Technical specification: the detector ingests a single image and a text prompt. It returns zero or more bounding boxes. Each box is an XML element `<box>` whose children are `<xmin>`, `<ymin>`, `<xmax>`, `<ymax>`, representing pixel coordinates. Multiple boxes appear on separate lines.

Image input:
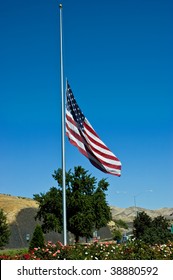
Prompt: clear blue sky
<box><xmin>0</xmin><ymin>0</ymin><xmax>172</xmax><ymax>210</ymax></box>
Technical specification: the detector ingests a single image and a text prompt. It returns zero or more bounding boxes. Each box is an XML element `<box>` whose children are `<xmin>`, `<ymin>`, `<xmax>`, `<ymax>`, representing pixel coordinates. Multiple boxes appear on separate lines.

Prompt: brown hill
<box><xmin>1</xmin><ymin>194</ymin><xmax>172</xmax><ymax>224</ymax></box>
<box><xmin>0</xmin><ymin>194</ymin><xmax>38</xmax><ymax>223</ymax></box>
<box><xmin>110</xmin><ymin>206</ymin><xmax>173</xmax><ymax>223</ymax></box>
<box><xmin>0</xmin><ymin>194</ymin><xmax>112</xmax><ymax>248</ymax></box>
<box><xmin>0</xmin><ymin>194</ymin><xmax>173</xmax><ymax>248</ymax></box>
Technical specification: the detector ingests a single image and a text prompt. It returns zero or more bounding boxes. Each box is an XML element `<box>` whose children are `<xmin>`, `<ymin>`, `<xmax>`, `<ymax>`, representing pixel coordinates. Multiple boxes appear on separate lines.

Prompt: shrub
<box><xmin>114</xmin><ymin>219</ymin><xmax>128</xmax><ymax>229</ymax></box>
<box><xmin>1</xmin><ymin>240</ymin><xmax>173</xmax><ymax>260</ymax></box>
<box><xmin>112</xmin><ymin>229</ymin><xmax>122</xmax><ymax>242</ymax></box>
<box><xmin>133</xmin><ymin>212</ymin><xmax>173</xmax><ymax>245</ymax></box>
<box><xmin>0</xmin><ymin>208</ymin><xmax>10</xmax><ymax>249</ymax></box>
<box><xmin>29</xmin><ymin>224</ymin><xmax>45</xmax><ymax>250</ymax></box>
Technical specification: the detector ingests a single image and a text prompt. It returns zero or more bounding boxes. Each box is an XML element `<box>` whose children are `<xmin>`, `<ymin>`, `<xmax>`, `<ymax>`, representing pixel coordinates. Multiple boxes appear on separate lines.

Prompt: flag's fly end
<box><xmin>65</xmin><ymin>81</ymin><xmax>122</xmax><ymax>177</ymax></box>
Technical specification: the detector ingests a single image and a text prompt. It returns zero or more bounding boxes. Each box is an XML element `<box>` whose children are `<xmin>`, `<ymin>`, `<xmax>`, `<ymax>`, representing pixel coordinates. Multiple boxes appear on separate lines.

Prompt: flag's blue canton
<box><xmin>66</xmin><ymin>83</ymin><xmax>85</xmax><ymax>130</ymax></box>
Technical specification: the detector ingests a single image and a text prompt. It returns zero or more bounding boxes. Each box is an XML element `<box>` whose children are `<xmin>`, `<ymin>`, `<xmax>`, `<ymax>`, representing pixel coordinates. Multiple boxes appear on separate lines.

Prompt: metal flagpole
<box><xmin>59</xmin><ymin>3</ymin><xmax>67</xmax><ymax>246</ymax></box>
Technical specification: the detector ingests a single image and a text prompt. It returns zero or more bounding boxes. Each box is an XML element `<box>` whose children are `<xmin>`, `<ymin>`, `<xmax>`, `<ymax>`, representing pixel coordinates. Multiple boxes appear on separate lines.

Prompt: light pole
<box><xmin>134</xmin><ymin>195</ymin><xmax>137</xmax><ymax>216</ymax></box>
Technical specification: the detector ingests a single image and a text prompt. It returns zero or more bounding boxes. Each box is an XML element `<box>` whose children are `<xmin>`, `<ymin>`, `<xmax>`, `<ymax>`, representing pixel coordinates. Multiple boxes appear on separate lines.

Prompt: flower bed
<box><xmin>1</xmin><ymin>240</ymin><xmax>173</xmax><ymax>260</ymax></box>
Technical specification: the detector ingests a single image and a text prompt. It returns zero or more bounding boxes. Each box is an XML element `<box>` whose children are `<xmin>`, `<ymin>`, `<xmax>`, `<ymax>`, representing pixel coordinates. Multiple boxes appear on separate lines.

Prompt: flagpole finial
<box><xmin>59</xmin><ymin>3</ymin><xmax>63</xmax><ymax>9</ymax></box>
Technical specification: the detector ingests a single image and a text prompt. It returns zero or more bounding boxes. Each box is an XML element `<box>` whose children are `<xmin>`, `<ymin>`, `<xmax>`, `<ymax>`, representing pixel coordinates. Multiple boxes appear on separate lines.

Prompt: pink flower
<box><xmin>57</xmin><ymin>241</ymin><xmax>63</xmax><ymax>247</ymax></box>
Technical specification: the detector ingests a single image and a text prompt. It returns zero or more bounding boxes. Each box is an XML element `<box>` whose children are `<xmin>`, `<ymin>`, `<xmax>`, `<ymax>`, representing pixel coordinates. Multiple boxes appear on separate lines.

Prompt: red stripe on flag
<box><xmin>65</xmin><ymin>82</ymin><xmax>122</xmax><ymax>176</ymax></box>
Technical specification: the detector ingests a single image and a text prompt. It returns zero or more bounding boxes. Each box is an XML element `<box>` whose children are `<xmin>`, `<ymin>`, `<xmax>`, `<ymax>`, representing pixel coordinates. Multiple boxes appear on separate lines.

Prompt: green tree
<box><xmin>93</xmin><ymin>179</ymin><xmax>112</xmax><ymax>230</ymax></box>
<box><xmin>133</xmin><ymin>211</ymin><xmax>152</xmax><ymax>239</ymax></box>
<box><xmin>133</xmin><ymin>212</ymin><xmax>173</xmax><ymax>245</ymax></box>
<box><xmin>29</xmin><ymin>224</ymin><xmax>45</xmax><ymax>250</ymax></box>
<box><xmin>142</xmin><ymin>215</ymin><xmax>173</xmax><ymax>245</ymax></box>
<box><xmin>112</xmin><ymin>228</ymin><xmax>122</xmax><ymax>242</ymax></box>
<box><xmin>33</xmin><ymin>187</ymin><xmax>63</xmax><ymax>233</ymax></box>
<box><xmin>34</xmin><ymin>166</ymin><xmax>111</xmax><ymax>242</ymax></box>
<box><xmin>114</xmin><ymin>219</ymin><xmax>128</xmax><ymax>229</ymax></box>
<box><xmin>0</xmin><ymin>208</ymin><xmax>10</xmax><ymax>249</ymax></box>
<box><xmin>111</xmin><ymin>219</ymin><xmax>128</xmax><ymax>242</ymax></box>
<box><xmin>152</xmin><ymin>215</ymin><xmax>169</xmax><ymax>230</ymax></box>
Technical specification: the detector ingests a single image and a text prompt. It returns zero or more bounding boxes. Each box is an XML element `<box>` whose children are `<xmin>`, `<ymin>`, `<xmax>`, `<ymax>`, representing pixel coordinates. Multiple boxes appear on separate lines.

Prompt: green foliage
<box><xmin>112</xmin><ymin>229</ymin><xmax>122</xmax><ymax>241</ymax></box>
<box><xmin>133</xmin><ymin>211</ymin><xmax>173</xmax><ymax>245</ymax></box>
<box><xmin>114</xmin><ymin>219</ymin><xmax>128</xmax><ymax>229</ymax></box>
<box><xmin>111</xmin><ymin>219</ymin><xmax>128</xmax><ymax>242</ymax></box>
<box><xmin>0</xmin><ymin>208</ymin><xmax>10</xmax><ymax>249</ymax></box>
<box><xmin>133</xmin><ymin>211</ymin><xmax>152</xmax><ymax>239</ymax></box>
<box><xmin>34</xmin><ymin>166</ymin><xmax>111</xmax><ymax>242</ymax></box>
<box><xmin>29</xmin><ymin>224</ymin><xmax>45</xmax><ymax>250</ymax></box>
<box><xmin>93</xmin><ymin>179</ymin><xmax>111</xmax><ymax>230</ymax></box>
<box><xmin>0</xmin><ymin>248</ymin><xmax>28</xmax><ymax>257</ymax></box>
<box><xmin>33</xmin><ymin>187</ymin><xmax>63</xmax><ymax>233</ymax></box>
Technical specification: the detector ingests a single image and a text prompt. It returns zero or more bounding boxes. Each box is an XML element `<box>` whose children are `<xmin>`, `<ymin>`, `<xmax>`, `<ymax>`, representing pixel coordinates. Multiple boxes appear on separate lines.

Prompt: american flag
<box><xmin>65</xmin><ymin>82</ymin><xmax>121</xmax><ymax>176</ymax></box>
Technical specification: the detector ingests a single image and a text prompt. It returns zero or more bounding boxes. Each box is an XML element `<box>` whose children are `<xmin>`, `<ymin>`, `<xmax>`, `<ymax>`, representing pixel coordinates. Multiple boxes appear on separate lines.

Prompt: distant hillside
<box><xmin>110</xmin><ymin>206</ymin><xmax>173</xmax><ymax>223</ymax></box>
<box><xmin>0</xmin><ymin>194</ymin><xmax>38</xmax><ymax>223</ymax></box>
<box><xmin>0</xmin><ymin>194</ymin><xmax>111</xmax><ymax>248</ymax></box>
<box><xmin>1</xmin><ymin>194</ymin><xmax>172</xmax><ymax>225</ymax></box>
<box><xmin>0</xmin><ymin>194</ymin><xmax>63</xmax><ymax>248</ymax></box>
<box><xmin>0</xmin><ymin>194</ymin><xmax>172</xmax><ymax>248</ymax></box>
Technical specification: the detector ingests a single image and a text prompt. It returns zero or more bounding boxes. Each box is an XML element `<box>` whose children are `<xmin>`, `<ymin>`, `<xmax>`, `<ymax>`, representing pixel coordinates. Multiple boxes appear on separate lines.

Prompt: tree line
<box><xmin>0</xmin><ymin>166</ymin><xmax>172</xmax><ymax>248</ymax></box>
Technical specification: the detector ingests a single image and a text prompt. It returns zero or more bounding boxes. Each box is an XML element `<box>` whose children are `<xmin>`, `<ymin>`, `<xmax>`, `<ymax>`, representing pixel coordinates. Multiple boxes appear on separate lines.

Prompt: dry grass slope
<box><xmin>0</xmin><ymin>193</ymin><xmax>172</xmax><ymax>249</ymax></box>
<box><xmin>1</xmin><ymin>193</ymin><xmax>173</xmax><ymax>225</ymax></box>
<box><xmin>0</xmin><ymin>194</ymin><xmax>38</xmax><ymax>223</ymax></box>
